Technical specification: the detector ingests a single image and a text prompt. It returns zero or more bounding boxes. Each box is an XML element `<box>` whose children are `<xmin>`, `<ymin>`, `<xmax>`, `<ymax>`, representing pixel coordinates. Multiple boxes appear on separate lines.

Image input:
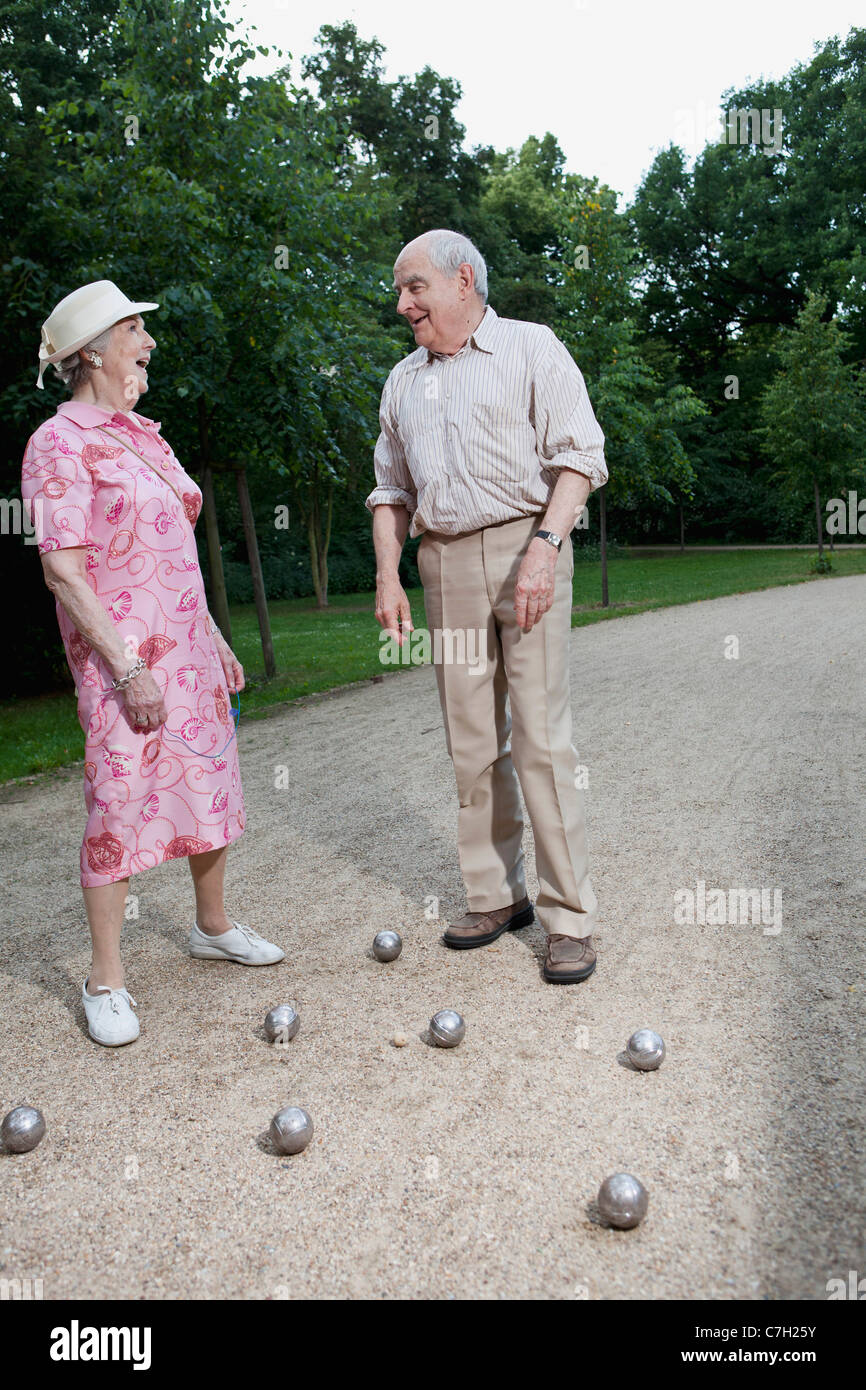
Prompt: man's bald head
<box><xmin>392</xmin><ymin>229</ymin><xmax>488</xmax><ymax>356</ymax></box>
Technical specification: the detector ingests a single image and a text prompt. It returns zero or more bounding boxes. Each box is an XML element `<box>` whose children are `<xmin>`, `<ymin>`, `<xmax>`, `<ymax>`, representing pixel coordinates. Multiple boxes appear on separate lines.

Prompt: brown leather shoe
<box><xmin>543</xmin><ymin>933</ymin><xmax>596</xmax><ymax>983</ymax></box>
<box><xmin>442</xmin><ymin>896</ymin><xmax>534</xmax><ymax>949</ymax></box>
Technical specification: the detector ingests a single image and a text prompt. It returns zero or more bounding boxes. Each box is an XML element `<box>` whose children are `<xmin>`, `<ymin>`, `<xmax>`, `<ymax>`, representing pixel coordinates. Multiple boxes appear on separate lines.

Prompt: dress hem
<box><xmin>79</xmin><ymin>824</ymin><xmax>246</xmax><ymax>889</ymax></box>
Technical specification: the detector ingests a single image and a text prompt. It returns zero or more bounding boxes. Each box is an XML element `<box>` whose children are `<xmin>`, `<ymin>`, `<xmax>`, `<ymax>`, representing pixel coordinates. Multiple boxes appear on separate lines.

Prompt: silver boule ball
<box><xmin>597</xmin><ymin>1172</ymin><xmax>649</xmax><ymax>1229</ymax></box>
<box><xmin>626</xmin><ymin>1028</ymin><xmax>665</xmax><ymax>1071</ymax></box>
<box><xmin>264</xmin><ymin>1005</ymin><xmax>300</xmax><ymax>1044</ymax></box>
<box><xmin>1</xmin><ymin>1105</ymin><xmax>46</xmax><ymax>1154</ymax></box>
<box><xmin>269</xmin><ymin>1106</ymin><xmax>313</xmax><ymax>1155</ymax></box>
<box><xmin>430</xmin><ymin>1009</ymin><xmax>465</xmax><ymax>1047</ymax></box>
<box><xmin>372</xmin><ymin>930</ymin><xmax>402</xmax><ymax>962</ymax></box>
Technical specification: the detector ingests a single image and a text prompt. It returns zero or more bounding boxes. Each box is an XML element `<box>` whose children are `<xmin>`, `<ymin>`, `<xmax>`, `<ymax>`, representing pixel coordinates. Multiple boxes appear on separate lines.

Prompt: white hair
<box><xmin>413</xmin><ymin>229</ymin><xmax>488</xmax><ymax>302</ymax></box>
<box><xmin>54</xmin><ymin>325</ymin><xmax>114</xmax><ymax>392</ymax></box>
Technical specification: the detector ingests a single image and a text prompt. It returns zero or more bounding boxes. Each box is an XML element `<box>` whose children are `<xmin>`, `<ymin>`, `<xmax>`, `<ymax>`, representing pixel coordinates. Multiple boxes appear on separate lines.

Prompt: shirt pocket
<box><xmin>467</xmin><ymin>403</ymin><xmax>534</xmax><ymax>481</ymax></box>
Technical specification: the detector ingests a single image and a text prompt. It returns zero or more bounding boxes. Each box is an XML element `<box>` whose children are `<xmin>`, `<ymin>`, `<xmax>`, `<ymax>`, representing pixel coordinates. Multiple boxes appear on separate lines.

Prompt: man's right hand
<box><xmin>375</xmin><ymin>574</ymin><xmax>414</xmax><ymax>645</ymax></box>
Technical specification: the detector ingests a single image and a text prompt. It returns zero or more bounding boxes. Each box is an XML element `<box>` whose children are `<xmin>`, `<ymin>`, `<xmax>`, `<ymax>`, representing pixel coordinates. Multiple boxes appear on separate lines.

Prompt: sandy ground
<box><xmin>0</xmin><ymin>576</ymin><xmax>864</xmax><ymax>1302</ymax></box>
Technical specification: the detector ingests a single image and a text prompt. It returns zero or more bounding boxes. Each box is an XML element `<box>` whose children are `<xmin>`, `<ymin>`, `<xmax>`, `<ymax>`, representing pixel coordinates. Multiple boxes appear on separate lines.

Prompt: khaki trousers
<box><xmin>417</xmin><ymin>513</ymin><xmax>597</xmax><ymax>939</ymax></box>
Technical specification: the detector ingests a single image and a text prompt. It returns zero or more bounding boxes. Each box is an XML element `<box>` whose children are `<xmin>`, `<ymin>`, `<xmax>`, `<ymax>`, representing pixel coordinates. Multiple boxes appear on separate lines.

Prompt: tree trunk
<box><xmin>318</xmin><ymin>478</ymin><xmax>333</xmax><ymax>606</ymax></box>
<box><xmin>599</xmin><ymin>484</ymin><xmax>609</xmax><ymax>608</ymax></box>
<box><xmin>305</xmin><ymin>509</ymin><xmax>324</xmax><ymax>608</ymax></box>
<box><xmin>236</xmin><ymin>467</ymin><xmax>276</xmax><ymax>679</ymax></box>
<box><xmin>303</xmin><ymin>472</ymin><xmax>334</xmax><ymax>609</ymax></box>
<box><xmin>201</xmin><ymin>466</ymin><xmax>232</xmax><ymax>645</ymax></box>
<box><xmin>814</xmin><ymin>475</ymin><xmax>824</xmax><ymax>558</ymax></box>
<box><xmin>679</xmin><ymin>503</ymin><xmax>685</xmax><ymax>553</ymax></box>
<box><xmin>197</xmin><ymin>397</ymin><xmax>232</xmax><ymax>644</ymax></box>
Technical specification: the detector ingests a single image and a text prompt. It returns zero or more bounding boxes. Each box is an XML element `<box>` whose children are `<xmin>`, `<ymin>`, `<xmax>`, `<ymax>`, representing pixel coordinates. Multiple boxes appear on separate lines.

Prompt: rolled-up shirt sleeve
<box><xmin>365</xmin><ymin>371</ymin><xmax>417</xmax><ymax>515</ymax></box>
<box><xmin>533</xmin><ymin>330</ymin><xmax>608</xmax><ymax>491</ymax></box>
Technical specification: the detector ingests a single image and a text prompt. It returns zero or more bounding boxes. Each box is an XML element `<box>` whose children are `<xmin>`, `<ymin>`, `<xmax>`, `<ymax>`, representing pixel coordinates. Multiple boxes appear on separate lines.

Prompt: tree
<box><xmin>7</xmin><ymin>0</ymin><xmax>401</xmax><ymax>651</ymax></box>
<box><xmin>301</xmin><ymin>21</ymin><xmax>483</xmax><ymax>247</ymax></box>
<box><xmin>757</xmin><ymin>291</ymin><xmax>866</xmax><ymax>558</ymax></box>
<box><xmin>556</xmin><ymin>179</ymin><xmax>705</xmax><ymax>602</ymax></box>
<box><xmin>479</xmin><ymin>134</ymin><xmax>567</xmax><ymax>324</ymax></box>
<box><xmin>630</xmin><ymin>27</ymin><xmax>866</xmax><ymax>542</ymax></box>
<box><xmin>0</xmin><ymin>0</ymin><xmax>141</xmax><ymax>692</ymax></box>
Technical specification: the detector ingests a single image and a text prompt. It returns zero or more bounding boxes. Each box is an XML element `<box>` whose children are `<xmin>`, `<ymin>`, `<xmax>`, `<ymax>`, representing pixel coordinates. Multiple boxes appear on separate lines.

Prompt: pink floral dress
<box><xmin>21</xmin><ymin>399</ymin><xmax>245</xmax><ymax>888</ymax></box>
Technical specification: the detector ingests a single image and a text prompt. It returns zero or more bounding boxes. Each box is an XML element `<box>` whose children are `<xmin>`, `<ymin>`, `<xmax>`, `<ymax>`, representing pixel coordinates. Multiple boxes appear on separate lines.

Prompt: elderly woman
<box><xmin>22</xmin><ymin>280</ymin><xmax>283</xmax><ymax>1048</ymax></box>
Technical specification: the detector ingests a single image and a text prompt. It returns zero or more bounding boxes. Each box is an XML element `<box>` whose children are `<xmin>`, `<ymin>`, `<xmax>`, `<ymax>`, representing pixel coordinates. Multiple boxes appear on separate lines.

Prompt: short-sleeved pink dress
<box><xmin>21</xmin><ymin>399</ymin><xmax>245</xmax><ymax>888</ymax></box>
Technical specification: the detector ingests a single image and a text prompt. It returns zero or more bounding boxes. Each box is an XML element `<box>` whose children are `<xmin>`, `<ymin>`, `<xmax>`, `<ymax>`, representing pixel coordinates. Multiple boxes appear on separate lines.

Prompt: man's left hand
<box><xmin>514</xmin><ymin>537</ymin><xmax>558</xmax><ymax>632</ymax></box>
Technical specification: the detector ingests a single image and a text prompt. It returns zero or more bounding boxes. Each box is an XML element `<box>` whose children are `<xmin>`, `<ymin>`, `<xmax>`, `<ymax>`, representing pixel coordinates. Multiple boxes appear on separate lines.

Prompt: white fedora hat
<box><xmin>36</xmin><ymin>279</ymin><xmax>159</xmax><ymax>389</ymax></box>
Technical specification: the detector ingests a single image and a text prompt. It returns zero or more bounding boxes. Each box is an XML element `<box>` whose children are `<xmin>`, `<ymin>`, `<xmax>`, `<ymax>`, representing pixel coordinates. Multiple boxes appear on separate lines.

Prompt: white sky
<box><xmin>226</xmin><ymin>0</ymin><xmax>863</xmax><ymax>205</ymax></box>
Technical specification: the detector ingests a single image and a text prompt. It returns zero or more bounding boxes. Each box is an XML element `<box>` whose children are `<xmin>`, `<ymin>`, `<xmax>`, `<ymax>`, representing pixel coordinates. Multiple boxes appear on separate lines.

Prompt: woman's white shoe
<box><xmin>188</xmin><ymin>920</ymin><xmax>285</xmax><ymax>965</ymax></box>
<box><xmin>82</xmin><ymin>978</ymin><xmax>140</xmax><ymax>1046</ymax></box>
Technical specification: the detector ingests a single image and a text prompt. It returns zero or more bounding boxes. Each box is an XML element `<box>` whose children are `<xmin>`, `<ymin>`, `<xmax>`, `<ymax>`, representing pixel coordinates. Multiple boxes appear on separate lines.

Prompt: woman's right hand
<box><xmin>38</xmin><ymin>547</ymin><xmax>169</xmax><ymax>732</ymax></box>
<box><xmin>122</xmin><ymin>668</ymin><xmax>167</xmax><ymax>731</ymax></box>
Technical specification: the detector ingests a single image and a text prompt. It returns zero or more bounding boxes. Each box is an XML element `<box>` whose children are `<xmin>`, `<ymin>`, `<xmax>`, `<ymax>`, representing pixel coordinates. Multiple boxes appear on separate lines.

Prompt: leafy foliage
<box><xmin>2</xmin><ymin>5</ymin><xmax>865</xmax><ymax>691</ymax></box>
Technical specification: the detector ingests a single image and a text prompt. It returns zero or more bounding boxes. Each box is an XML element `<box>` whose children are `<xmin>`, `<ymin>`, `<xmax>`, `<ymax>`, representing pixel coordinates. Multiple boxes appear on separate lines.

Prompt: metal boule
<box><xmin>269</xmin><ymin>1106</ymin><xmax>313</xmax><ymax>1155</ymax></box>
<box><xmin>430</xmin><ymin>1009</ymin><xmax>465</xmax><ymax>1047</ymax></box>
<box><xmin>626</xmin><ymin>1028</ymin><xmax>665</xmax><ymax>1071</ymax></box>
<box><xmin>1</xmin><ymin>1106</ymin><xmax>46</xmax><ymax>1153</ymax></box>
<box><xmin>372</xmin><ymin>930</ymin><xmax>402</xmax><ymax>962</ymax></box>
<box><xmin>265</xmin><ymin>1005</ymin><xmax>300</xmax><ymax>1044</ymax></box>
<box><xmin>597</xmin><ymin>1172</ymin><xmax>649</xmax><ymax>1229</ymax></box>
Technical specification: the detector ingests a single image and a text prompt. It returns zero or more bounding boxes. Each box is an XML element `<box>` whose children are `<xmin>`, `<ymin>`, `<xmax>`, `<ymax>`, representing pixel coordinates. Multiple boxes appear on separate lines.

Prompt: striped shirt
<box><xmin>365</xmin><ymin>304</ymin><xmax>608</xmax><ymax>537</ymax></box>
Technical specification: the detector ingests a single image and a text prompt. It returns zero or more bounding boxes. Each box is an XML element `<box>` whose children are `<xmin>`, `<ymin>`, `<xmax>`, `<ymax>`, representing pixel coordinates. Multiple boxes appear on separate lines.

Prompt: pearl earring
<box><xmin>88</xmin><ymin>352</ymin><xmax>103</xmax><ymax>368</ymax></box>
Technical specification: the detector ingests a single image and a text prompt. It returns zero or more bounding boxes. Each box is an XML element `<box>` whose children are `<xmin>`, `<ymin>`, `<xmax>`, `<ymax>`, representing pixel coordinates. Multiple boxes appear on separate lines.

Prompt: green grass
<box><xmin>3</xmin><ymin>547</ymin><xmax>865</xmax><ymax>784</ymax></box>
<box><xmin>568</xmin><ymin>546</ymin><xmax>866</xmax><ymax>624</ymax></box>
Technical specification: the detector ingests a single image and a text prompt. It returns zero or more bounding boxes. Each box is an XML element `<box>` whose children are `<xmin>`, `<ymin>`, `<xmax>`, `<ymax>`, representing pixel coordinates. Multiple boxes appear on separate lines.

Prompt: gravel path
<box><xmin>1</xmin><ymin>576</ymin><xmax>863</xmax><ymax>1301</ymax></box>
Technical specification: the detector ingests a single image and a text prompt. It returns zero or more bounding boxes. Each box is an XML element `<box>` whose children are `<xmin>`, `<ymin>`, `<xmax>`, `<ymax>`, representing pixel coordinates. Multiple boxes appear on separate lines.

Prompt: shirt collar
<box><xmin>56</xmin><ymin>400</ymin><xmax>160</xmax><ymax>435</ymax></box>
<box><xmin>427</xmin><ymin>304</ymin><xmax>498</xmax><ymax>363</ymax></box>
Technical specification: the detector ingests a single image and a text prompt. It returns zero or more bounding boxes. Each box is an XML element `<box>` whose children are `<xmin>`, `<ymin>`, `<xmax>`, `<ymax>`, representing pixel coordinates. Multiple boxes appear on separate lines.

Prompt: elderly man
<box><xmin>367</xmin><ymin>229</ymin><xmax>608</xmax><ymax>983</ymax></box>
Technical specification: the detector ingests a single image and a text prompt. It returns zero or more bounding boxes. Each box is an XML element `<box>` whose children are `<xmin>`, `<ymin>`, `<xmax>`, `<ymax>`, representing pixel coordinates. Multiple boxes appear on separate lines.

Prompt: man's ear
<box><xmin>457</xmin><ymin>262</ymin><xmax>475</xmax><ymax>298</ymax></box>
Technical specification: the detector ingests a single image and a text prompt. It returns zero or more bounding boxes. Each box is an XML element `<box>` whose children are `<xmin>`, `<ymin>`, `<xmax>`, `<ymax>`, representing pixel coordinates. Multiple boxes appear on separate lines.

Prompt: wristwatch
<box><xmin>535</xmin><ymin>529</ymin><xmax>563</xmax><ymax>551</ymax></box>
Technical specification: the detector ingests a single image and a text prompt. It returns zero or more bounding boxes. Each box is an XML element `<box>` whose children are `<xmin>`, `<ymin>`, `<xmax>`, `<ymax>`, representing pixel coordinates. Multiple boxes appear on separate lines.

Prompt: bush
<box><xmin>808</xmin><ymin>554</ymin><xmax>833</xmax><ymax>574</ymax></box>
<box><xmin>1</xmin><ymin>537</ymin><xmax>74</xmax><ymax>697</ymax></box>
<box><xmin>212</xmin><ymin>518</ymin><xmax>421</xmax><ymax>604</ymax></box>
<box><xmin>571</xmin><ymin>534</ymin><xmax>625</xmax><ymax>563</ymax></box>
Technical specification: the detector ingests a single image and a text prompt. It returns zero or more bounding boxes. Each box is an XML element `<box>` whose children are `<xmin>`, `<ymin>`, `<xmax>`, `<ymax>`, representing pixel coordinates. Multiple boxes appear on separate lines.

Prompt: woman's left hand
<box><xmin>212</xmin><ymin>627</ymin><xmax>245</xmax><ymax>693</ymax></box>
